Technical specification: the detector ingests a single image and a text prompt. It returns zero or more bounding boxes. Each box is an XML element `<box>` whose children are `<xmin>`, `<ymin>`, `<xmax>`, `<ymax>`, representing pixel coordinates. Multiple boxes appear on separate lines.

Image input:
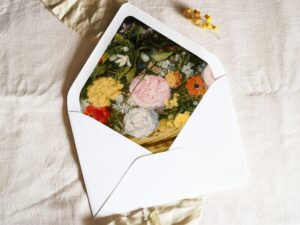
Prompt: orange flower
<box><xmin>185</xmin><ymin>75</ymin><xmax>206</xmax><ymax>96</ymax></box>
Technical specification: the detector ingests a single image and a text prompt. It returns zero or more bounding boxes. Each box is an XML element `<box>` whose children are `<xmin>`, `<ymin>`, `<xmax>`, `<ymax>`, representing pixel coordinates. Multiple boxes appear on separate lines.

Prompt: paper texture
<box><xmin>1</xmin><ymin>0</ymin><xmax>300</xmax><ymax>225</ymax></box>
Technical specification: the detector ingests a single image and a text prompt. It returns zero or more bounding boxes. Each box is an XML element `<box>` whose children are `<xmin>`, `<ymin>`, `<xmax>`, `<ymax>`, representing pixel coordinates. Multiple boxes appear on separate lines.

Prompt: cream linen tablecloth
<box><xmin>1</xmin><ymin>0</ymin><xmax>300</xmax><ymax>224</ymax></box>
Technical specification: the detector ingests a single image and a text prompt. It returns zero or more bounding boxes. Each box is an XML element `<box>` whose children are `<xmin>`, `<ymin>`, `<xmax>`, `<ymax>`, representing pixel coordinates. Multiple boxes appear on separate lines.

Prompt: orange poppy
<box><xmin>185</xmin><ymin>75</ymin><xmax>206</xmax><ymax>96</ymax></box>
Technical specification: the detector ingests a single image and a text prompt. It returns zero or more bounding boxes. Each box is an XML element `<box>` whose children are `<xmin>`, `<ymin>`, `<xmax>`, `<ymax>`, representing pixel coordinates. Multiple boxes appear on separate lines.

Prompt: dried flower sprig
<box><xmin>182</xmin><ymin>7</ymin><xmax>219</xmax><ymax>39</ymax></box>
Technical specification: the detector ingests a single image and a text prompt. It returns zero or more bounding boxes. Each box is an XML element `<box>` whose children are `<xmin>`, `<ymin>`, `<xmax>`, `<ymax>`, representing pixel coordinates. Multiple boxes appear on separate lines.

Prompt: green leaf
<box><xmin>129</xmin><ymin>25</ymin><xmax>144</xmax><ymax>41</ymax></box>
<box><xmin>126</xmin><ymin>67</ymin><xmax>136</xmax><ymax>82</ymax></box>
<box><xmin>91</xmin><ymin>65</ymin><xmax>106</xmax><ymax>77</ymax></box>
<box><xmin>100</xmin><ymin>52</ymin><xmax>110</xmax><ymax>63</ymax></box>
<box><xmin>115</xmin><ymin>66</ymin><xmax>131</xmax><ymax>80</ymax></box>
<box><xmin>80</xmin><ymin>78</ymin><xmax>93</xmax><ymax>100</ymax></box>
<box><xmin>114</xmin><ymin>33</ymin><xmax>126</xmax><ymax>44</ymax></box>
<box><xmin>114</xmin><ymin>33</ymin><xmax>133</xmax><ymax>48</ymax></box>
<box><xmin>150</xmin><ymin>51</ymin><xmax>172</xmax><ymax>61</ymax></box>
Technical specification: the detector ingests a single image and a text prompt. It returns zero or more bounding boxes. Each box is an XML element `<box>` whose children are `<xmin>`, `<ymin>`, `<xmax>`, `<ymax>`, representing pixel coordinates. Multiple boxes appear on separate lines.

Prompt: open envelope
<box><xmin>67</xmin><ymin>3</ymin><xmax>249</xmax><ymax>218</ymax></box>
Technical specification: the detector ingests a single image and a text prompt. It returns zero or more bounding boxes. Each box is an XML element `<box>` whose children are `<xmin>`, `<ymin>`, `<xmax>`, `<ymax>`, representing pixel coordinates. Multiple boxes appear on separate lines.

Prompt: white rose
<box><xmin>123</xmin><ymin>108</ymin><xmax>159</xmax><ymax>138</ymax></box>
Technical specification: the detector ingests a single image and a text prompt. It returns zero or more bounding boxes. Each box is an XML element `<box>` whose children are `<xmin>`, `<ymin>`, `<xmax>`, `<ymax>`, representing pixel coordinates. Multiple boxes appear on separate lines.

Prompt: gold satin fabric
<box><xmin>41</xmin><ymin>0</ymin><xmax>127</xmax><ymax>38</ymax></box>
<box><xmin>94</xmin><ymin>198</ymin><xmax>203</xmax><ymax>225</ymax></box>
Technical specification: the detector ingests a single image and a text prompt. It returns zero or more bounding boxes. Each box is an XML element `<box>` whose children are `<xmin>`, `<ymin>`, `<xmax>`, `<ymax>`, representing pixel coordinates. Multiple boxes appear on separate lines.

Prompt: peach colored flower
<box><xmin>129</xmin><ymin>75</ymin><xmax>171</xmax><ymax>109</ymax></box>
<box><xmin>165</xmin><ymin>71</ymin><xmax>182</xmax><ymax>88</ymax></box>
<box><xmin>201</xmin><ymin>65</ymin><xmax>215</xmax><ymax>88</ymax></box>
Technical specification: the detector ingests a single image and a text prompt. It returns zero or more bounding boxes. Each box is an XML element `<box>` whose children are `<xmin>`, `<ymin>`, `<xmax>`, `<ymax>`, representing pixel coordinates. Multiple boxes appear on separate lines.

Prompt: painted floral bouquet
<box><xmin>80</xmin><ymin>17</ymin><xmax>214</xmax><ymax>153</ymax></box>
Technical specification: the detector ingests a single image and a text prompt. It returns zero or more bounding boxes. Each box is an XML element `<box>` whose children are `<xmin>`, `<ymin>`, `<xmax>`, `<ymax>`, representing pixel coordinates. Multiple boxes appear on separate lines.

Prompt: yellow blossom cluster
<box><xmin>87</xmin><ymin>77</ymin><xmax>123</xmax><ymax>107</ymax></box>
<box><xmin>157</xmin><ymin>111</ymin><xmax>190</xmax><ymax>132</ymax></box>
<box><xmin>165</xmin><ymin>71</ymin><xmax>182</xmax><ymax>88</ymax></box>
<box><xmin>182</xmin><ymin>7</ymin><xmax>218</xmax><ymax>31</ymax></box>
<box><xmin>174</xmin><ymin>111</ymin><xmax>190</xmax><ymax>128</ymax></box>
<box><xmin>165</xmin><ymin>93</ymin><xmax>180</xmax><ymax>109</ymax></box>
<box><xmin>158</xmin><ymin>115</ymin><xmax>176</xmax><ymax>132</ymax></box>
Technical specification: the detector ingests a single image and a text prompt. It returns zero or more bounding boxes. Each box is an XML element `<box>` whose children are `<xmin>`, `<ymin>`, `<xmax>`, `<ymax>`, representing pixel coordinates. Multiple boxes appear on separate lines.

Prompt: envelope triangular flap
<box><xmin>68</xmin><ymin>112</ymin><xmax>149</xmax><ymax>216</ymax></box>
<box><xmin>67</xmin><ymin>3</ymin><xmax>225</xmax><ymax>112</ymax></box>
<box><xmin>97</xmin><ymin>77</ymin><xmax>249</xmax><ymax>217</ymax></box>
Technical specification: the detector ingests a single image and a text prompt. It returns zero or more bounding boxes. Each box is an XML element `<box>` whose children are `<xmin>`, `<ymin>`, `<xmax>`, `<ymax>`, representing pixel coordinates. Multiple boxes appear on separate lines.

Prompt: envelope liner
<box><xmin>79</xmin><ymin>16</ymin><xmax>215</xmax><ymax>153</ymax></box>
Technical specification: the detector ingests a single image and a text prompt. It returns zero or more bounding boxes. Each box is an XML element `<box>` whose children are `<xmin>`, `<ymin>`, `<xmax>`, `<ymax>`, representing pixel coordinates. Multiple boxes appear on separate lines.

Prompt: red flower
<box><xmin>84</xmin><ymin>105</ymin><xmax>110</xmax><ymax>124</ymax></box>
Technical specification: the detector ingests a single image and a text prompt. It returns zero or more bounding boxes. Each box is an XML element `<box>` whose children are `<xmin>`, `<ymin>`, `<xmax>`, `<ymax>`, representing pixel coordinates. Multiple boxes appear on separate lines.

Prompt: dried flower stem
<box><xmin>182</xmin><ymin>7</ymin><xmax>220</xmax><ymax>39</ymax></box>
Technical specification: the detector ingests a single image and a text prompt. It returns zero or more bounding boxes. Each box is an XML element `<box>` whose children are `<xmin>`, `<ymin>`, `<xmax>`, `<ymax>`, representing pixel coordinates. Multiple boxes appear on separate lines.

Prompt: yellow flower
<box><xmin>192</xmin><ymin>18</ymin><xmax>201</xmax><ymax>25</ymax></box>
<box><xmin>165</xmin><ymin>93</ymin><xmax>180</xmax><ymax>109</ymax></box>
<box><xmin>165</xmin><ymin>71</ymin><xmax>182</xmax><ymax>88</ymax></box>
<box><xmin>174</xmin><ymin>111</ymin><xmax>190</xmax><ymax>128</ymax></box>
<box><xmin>87</xmin><ymin>77</ymin><xmax>123</xmax><ymax>107</ymax></box>
<box><xmin>207</xmin><ymin>23</ymin><xmax>213</xmax><ymax>29</ymax></box>
<box><xmin>204</xmin><ymin>14</ymin><xmax>212</xmax><ymax>22</ymax></box>
<box><xmin>212</xmin><ymin>25</ymin><xmax>218</xmax><ymax>31</ymax></box>
<box><xmin>157</xmin><ymin>117</ymin><xmax>175</xmax><ymax>132</ymax></box>
<box><xmin>157</xmin><ymin>119</ymin><xmax>167</xmax><ymax>132</ymax></box>
<box><xmin>151</xmin><ymin>66</ymin><xmax>161</xmax><ymax>74</ymax></box>
<box><xmin>168</xmin><ymin>114</ymin><xmax>174</xmax><ymax>120</ymax></box>
<box><xmin>158</xmin><ymin>111</ymin><xmax>190</xmax><ymax>131</ymax></box>
<box><xmin>201</xmin><ymin>23</ymin><xmax>208</xmax><ymax>30</ymax></box>
<box><xmin>193</xmin><ymin>10</ymin><xmax>201</xmax><ymax>18</ymax></box>
<box><xmin>182</xmin><ymin>7</ymin><xmax>193</xmax><ymax>19</ymax></box>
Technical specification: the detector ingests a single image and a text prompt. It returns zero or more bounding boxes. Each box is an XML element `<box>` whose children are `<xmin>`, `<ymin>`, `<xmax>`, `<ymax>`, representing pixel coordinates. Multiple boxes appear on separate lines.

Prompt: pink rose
<box><xmin>129</xmin><ymin>75</ymin><xmax>171</xmax><ymax>109</ymax></box>
<box><xmin>201</xmin><ymin>65</ymin><xmax>215</xmax><ymax>88</ymax></box>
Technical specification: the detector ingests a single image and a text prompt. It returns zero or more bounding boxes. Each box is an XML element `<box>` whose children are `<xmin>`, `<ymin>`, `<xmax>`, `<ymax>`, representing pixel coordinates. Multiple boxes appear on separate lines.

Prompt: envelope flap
<box><xmin>67</xmin><ymin>3</ymin><xmax>225</xmax><ymax>112</ymax></box>
<box><xmin>95</xmin><ymin>77</ymin><xmax>249</xmax><ymax>217</ymax></box>
<box><xmin>68</xmin><ymin>112</ymin><xmax>149</xmax><ymax>216</ymax></box>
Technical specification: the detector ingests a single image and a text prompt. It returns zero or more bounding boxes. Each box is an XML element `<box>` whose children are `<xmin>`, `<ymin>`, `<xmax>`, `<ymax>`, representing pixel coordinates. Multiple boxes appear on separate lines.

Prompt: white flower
<box><xmin>174</xmin><ymin>54</ymin><xmax>180</xmax><ymax>62</ymax></box>
<box><xmin>112</xmin><ymin>103</ymin><xmax>130</xmax><ymax>114</ymax></box>
<box><xmin>123</xmin><ymin>108</ymin><xmax>159</xmax><ymax>138</ymax></box>
<box><xmin>160</xmin><ymin>70</ymin><xmax>166</xmax><ymax>76</ymax></box>
<box><xmin>141</xmin><ymin>53</ymin><xmax>150</xmax><ymax>62</ymax></box>
<box><xmin>157</xmin><ymin>60</ymin><xmax>170</xmax><ymax>69</ymax></box>
<box><xmin>196</xmin><ymin>65</ymin><xmax>202</xmax><ymax>73</ymax></box>
<box><xmin>127</xmin><ymin>97</ymin><xmax>137</xmax><ymax>107</ymax></box>
<box><xmin>112</xmin><ymin>95</ymin><xmax>133</xmax><ymax>114</ymax></box>
<box><xmin>115</xmin><ymin>95</ymin><xmax>124</xmax><ymax>104</ymax></box>
<box><xmin>119</xmin><ymin>23</ymin><xmax>131</xmax><ymax>33</ymax></box>
<box><xmin>123</xmin><ymin>46</ymin><xmax>129</xmax><ymax>52</ymax></box>
<box><xmin>193</xmin><ymin>101</ymin><xmax>198</xmax><ymax>106</ymax></box>
<box><xmin>158</xmin><ymin>60</ymin><xmax>175</xmax><ymax>70</ymax></box>
<box><xmin>110</xmin><ymin>54</ymin><xmax>131</xmax><ymax>67</ymax></box>
<box><xmin>182</xmin><ymin>62</ymin><xmax>194</xmax><ymax>77</ymax></box>
<box><xmin>80</xmin><ymin>99</ymin><xmax>89</xmax><ymax>111</ymax></box>
<box><xmin>142</xmin><ymin>27</ymin><xmax>153</xmax><ymax>35</ymax></box>
<box><xmin>109</xmin><ymin>55</ymin><xmax>117</xmax><ymax>61</ymax></box>
<box><xmin>161</xmin><ymin>60</ymin><xmax>170</xmax><ymax>69</ymax></box>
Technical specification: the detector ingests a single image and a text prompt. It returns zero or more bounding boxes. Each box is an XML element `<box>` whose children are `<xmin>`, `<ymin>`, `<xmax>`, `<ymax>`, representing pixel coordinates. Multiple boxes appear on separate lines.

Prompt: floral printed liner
<box><xmin>80</xmin><ymin>17</ymin><xmax>215</xmax><ymax>153</ymax></box>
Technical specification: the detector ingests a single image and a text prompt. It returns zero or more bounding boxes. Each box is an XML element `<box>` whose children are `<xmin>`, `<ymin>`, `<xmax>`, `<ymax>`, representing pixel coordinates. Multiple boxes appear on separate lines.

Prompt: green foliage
<box><xmin>150</xmin><ymin>51</ymin><xmax>173</xmax><ymax>61</ymax></box>
<box><xmin>80</xmin><ymin>17</ymin><xmax>208</xmax><ymax>132</ymax></box>
<box><xmin>91</xmin><ymin>65</ymin><xmax>106</xmax><ymax>78</ymax></box>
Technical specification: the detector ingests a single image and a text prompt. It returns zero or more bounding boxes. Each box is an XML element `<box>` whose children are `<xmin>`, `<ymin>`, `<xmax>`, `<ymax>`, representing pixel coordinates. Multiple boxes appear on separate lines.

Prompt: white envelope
<box><xmin>67</xmin><ymin>3</ymin><xmax>249</xmax><ymax>218</ymax></box>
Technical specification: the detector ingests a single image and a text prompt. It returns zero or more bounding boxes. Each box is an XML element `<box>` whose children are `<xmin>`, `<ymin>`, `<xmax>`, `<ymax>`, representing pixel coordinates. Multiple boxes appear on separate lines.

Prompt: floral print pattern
<box><xmin>80</xmin><ymin>17</ymin><xmax>214</xmax><ymax>152</ymax></box>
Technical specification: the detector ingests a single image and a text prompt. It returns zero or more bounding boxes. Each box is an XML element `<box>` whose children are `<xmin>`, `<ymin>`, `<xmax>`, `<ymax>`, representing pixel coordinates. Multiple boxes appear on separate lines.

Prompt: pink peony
<box><xmin>129</xmin><ymin>75</ymin><xmax>171</xmax><ymax>109</ymax></box>
<box><xmin>201</xmin><ymin>65</ymin><xmax>215</xmax><ymax>88</ymax></box>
